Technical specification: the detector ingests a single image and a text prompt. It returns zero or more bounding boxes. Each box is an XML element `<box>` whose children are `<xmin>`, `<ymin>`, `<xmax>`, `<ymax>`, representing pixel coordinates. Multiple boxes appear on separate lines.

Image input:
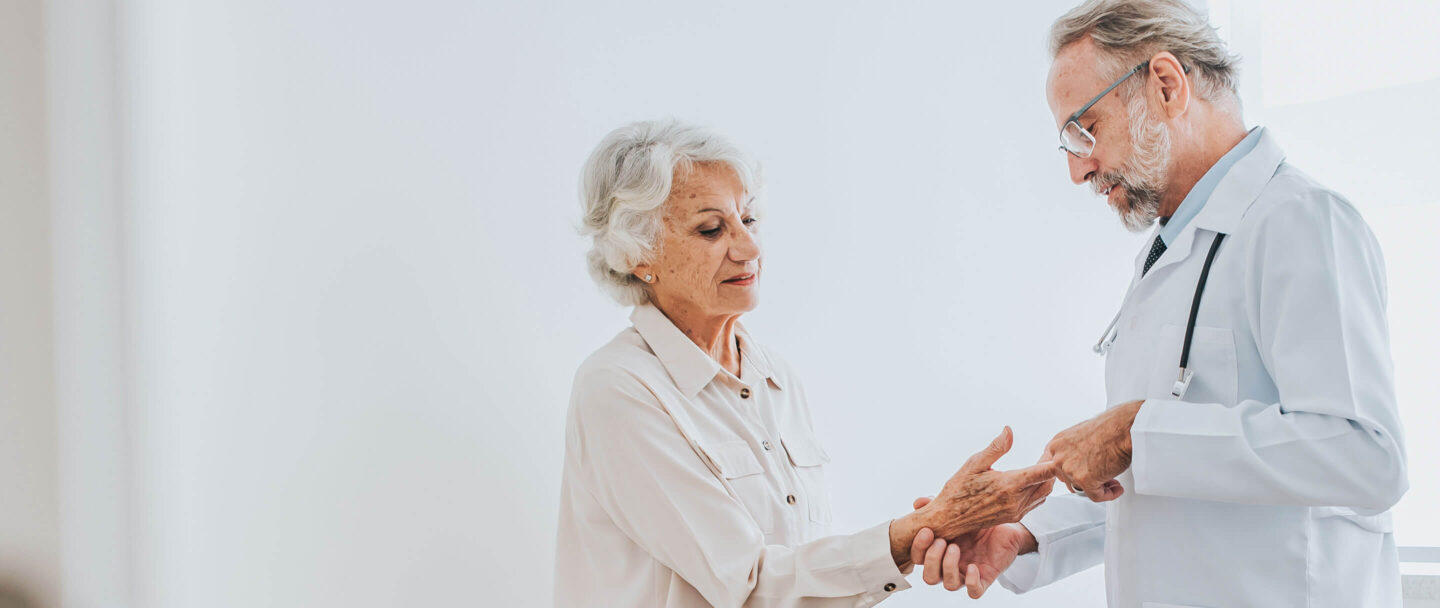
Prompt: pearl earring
<box><xmin>644</xmin><ymin>274</ymin><xmax>654</xmax><ymax>283</ymax></box>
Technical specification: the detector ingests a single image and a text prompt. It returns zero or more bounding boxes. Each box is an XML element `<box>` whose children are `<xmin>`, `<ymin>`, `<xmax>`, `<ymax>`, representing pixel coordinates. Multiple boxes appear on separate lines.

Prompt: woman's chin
<box><xmin>715</xmin><ymin>291</ymin><xmax>759</xmax><ymax>315</ymax></box>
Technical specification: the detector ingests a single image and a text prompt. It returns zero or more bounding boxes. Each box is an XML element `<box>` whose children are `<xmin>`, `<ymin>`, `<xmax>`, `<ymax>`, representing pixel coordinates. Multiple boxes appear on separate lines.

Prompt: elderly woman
<box><xmin>554</xmin><ymin>120</ymin><xmax>1055</xmax><ymax>607</ymax></box>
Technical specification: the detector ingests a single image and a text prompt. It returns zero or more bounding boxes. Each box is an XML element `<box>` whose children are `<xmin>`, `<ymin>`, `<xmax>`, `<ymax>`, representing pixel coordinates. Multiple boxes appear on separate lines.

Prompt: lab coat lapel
<box><xmin>1139</xmin><ymin>128</ymin><xmax>1287</xmax><ymax>278</ymax></box>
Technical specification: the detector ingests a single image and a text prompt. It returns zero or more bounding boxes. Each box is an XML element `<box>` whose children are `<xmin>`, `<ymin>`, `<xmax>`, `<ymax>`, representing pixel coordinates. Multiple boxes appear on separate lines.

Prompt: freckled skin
<box><xmin>631</xmin><ymin>162</ymin><xmax>762</xmax><ymax>374</ymax></box>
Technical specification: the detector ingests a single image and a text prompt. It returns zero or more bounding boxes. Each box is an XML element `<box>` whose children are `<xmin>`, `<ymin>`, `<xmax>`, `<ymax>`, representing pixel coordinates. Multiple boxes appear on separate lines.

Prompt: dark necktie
<box><xmin>1143</xmin><ymin>235</ymin><xmax>1167</xmax><ymax>276</ymax></box>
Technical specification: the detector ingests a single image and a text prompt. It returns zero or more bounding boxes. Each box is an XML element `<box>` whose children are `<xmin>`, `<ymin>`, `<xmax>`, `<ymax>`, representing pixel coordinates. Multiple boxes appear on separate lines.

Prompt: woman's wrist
<box><xmin>887</xmin><ymin>510</ymin><xmax>929</xmax><ymax>567</ymax></box>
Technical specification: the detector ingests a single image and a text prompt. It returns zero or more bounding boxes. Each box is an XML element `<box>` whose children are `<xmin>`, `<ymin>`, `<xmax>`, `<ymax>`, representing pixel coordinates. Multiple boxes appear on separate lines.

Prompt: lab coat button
<box><xmin>786</xmin><ymin>494</ymin><xmax>797</xmax><ymax>505</ymax></box>
<box><xmin>740</xmin><ymin>387</ymin><xmax>751</xmax><ymax>399</ymax></box>
<box><xmin>762</xmin><ymin>440</ymin><xmax>772</xmax><ymax>451</ymax></box>
<box><xmin>883</xmin><ymin>583</ymin><xmax>897</xmax><ymax>592</ymax></box>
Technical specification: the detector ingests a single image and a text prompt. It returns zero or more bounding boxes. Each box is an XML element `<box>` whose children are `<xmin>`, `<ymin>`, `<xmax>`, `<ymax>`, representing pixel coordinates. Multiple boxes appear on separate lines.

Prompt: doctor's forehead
<box><xmin>1046</xmin><ymin>39</ymin><xmax>1110</xmax><ymax>125</ymax></box>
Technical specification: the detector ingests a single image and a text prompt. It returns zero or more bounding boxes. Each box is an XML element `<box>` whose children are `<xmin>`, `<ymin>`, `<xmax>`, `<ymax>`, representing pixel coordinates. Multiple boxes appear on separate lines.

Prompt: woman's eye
<box><xmin>699</xmin><ymin>226</ymin><xmax>722</xmax><ymax>238</ymax></box>
<box><xmin>743</xmin><ymin>217</ymin><xmax>759</xmax><ymax>227</ymax></box>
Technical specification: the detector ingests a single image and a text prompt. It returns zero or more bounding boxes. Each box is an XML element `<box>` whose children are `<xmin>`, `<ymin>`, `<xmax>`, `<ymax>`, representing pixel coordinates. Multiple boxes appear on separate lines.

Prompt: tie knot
<box><xmin>1143</xmin><ymin>235</ymin><xmax>1167</xmax><ymax>276</ymax></box>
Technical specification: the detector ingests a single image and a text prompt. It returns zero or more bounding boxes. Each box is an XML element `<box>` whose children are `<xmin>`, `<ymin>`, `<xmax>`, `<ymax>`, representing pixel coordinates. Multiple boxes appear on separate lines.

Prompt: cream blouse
<box><xmin>553</xmin><ymin>304</ymin><xmax>910</xmax><ymax>607</ymax></box>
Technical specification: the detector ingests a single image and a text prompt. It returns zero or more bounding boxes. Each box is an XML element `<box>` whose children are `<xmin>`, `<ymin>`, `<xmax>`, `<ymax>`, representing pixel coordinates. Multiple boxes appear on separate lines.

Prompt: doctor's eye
<box><xmin>743</xmin><ymin>217</ymin><xmax>759</xmax><ymax>227</ymax></box>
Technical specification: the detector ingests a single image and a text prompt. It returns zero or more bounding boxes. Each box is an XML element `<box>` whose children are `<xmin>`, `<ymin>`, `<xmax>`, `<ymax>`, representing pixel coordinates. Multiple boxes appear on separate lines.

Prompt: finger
<box><xmin>1097</xmin><ymin>479</ymin><xmax>1126</xmax><ymax>501</ymax></box>
<box><xmin>1052</xmin><ymin>466</ymin><xmax>1078</xmax><ymax>492</ymax></box>
<box><xmin>942</xmin><ymin>544</ymin><xmax>962</xmax><ymax>591</ymax></box>
<box><xmin>911</xmin><ymin>527</ymin><xmax>934</xmax><ymax>569</ymax></box>
<box><xmin>912</xmin><ymin>496</ymin><xmax>932</xmax><ymax>510</ymax></box>
<box><xmin>1023</xmin><ymin>495</ymin><xmax>1048</xmax><ymax>513</ymax></box>
<box><xmin>966</xmin><ymin>563</ymin><xmax>984</xmax><ymax>599</ymax></box>
<box><xmin>923</xmin><ymin>539</ymin><xmax>946</xmax><ymax>585</ymax></box>
<box><xmin>1011</xmin><ymin>461</ymin><xmax>1058</xmax><ymax>487</ymax></box>
<box><xmin>1083</xmin><ymin>479</ymin><xmax>1125</xmax><ymax>502</ymax></box>
<box><xmin>962</xmin><ymin>426</ymin><xmax>1013</xmax><ymax>473</ymax></box>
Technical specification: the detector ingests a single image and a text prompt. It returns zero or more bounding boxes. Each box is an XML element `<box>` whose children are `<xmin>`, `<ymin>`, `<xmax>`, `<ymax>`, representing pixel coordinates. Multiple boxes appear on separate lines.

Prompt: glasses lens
<box><xmin>1061</xmin><ymin>121</ymin><xmax>1095</xmax><ymax>157</ymax></box>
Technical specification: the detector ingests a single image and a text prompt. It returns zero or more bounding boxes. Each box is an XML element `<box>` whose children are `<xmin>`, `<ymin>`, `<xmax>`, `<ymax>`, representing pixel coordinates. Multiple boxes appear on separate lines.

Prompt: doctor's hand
<box><xmin>910</xmin><ymin>497</ymin><xmax>1039</xmax><ymax>598</ymax></box>
<box><xmin>1042</xmin><ymin>400</ymin><xmax>1143</xmax><ymax>502</ymax></box>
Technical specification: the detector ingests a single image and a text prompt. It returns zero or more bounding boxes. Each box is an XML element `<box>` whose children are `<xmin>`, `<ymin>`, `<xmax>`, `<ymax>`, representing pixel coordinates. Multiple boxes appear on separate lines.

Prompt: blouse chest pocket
<box><xmin>700</xmin><ymin>439</ymin><xmax>775</xmax><ymax>534</ymax></box>
<box><xmin>780</xmin><ymin>432</ymin><xmax>832</xmax><ymax>524</ymax></box>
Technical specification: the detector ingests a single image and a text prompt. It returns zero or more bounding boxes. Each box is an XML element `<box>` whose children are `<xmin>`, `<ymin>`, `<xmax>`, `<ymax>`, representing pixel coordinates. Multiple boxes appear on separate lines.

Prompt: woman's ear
<box><xmin>632</xmin><ymin>265</ymin><xmax>655</xmax><ymax>283</ymax></box>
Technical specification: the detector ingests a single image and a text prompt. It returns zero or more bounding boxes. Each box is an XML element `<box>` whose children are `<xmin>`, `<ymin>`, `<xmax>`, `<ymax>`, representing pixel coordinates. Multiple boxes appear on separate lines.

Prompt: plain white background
<box><xmin>2</xmin><ymin>1</ymin><xmax>1435</xmax><ymax>607</ymax></box>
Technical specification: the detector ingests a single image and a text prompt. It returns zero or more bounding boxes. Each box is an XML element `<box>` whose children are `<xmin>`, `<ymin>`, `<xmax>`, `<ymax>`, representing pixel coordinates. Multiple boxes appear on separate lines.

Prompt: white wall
<box><xmin>110</xmin><ymin>1</ymin><xmax>1117</xmax><ymax>605</ymax></box>
<box><xmin>26</xmin><ymin>1</ymin><xmax>1435</xmax><ymax>607</ymax></box>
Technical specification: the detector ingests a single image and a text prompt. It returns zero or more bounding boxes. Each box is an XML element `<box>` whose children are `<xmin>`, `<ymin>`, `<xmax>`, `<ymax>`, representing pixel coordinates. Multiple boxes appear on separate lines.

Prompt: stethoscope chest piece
<box><xmin>1170</xmin><ymin>367</ymin><xmax>1194</xmax><ymax>399</ymax></box>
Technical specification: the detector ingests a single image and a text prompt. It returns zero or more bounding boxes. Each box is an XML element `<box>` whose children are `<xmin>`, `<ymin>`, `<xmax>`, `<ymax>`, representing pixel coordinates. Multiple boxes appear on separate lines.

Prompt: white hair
<box><xmin>579</xmin><ymin>120</ymin><xmax>761</xmax><ymax>306</ymax></box>
<box><xmin>1050</xmin><ymin>0</ymin><xmax>1241</xmax><ymax>110</ymax></box>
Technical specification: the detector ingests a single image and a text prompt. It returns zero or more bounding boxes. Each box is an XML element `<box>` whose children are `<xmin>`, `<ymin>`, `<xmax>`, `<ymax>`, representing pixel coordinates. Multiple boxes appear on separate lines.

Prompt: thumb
<box><xmin>963</xmin><ymin>426</ymin><xmax>1013</xmax><ymax>473</ymax></box>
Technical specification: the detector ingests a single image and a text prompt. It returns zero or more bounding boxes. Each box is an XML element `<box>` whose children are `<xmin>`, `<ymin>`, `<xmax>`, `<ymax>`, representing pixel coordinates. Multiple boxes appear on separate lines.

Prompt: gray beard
<box><xmin>1101</xmin><ymin>96</ymin><xmax>1172</xmax><ymax>233</ymax></box>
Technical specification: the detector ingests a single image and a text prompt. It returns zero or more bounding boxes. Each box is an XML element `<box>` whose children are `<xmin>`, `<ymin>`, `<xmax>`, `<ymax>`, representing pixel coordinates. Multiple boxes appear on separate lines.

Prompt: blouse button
<box><xmin>786</xmin><ymin>494</ymin><xmax>797</xmax><ymax>505</ymax></box>
<box><xmin>762</xmin><ymin>440</ymin><xmax>773</xmax><ymax>451</ymax></box>
<box><xmin>883</xmin><ymin>583</ymin><xmax>897</xmax><ymax>592</ymax></box>
<box><xmin>740</xmin><ymin>387</ymin><xmax>751</xmax><ymax>399</ymax></box>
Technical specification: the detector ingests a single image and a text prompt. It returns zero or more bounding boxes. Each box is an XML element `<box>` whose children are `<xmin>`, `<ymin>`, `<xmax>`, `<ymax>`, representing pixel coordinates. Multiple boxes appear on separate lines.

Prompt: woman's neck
<box><xmin>653</xmin><ymin>302</ymin><xmax>742</xmax><ymax>377</ymax></box>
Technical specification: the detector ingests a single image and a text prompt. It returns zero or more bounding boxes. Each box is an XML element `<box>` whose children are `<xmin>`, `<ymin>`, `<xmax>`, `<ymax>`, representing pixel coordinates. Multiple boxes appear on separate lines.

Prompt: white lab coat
<box><xmin>999</xmin><ymin>128</ymin><xmax>1409</xmax><ymax>607</ymax></box>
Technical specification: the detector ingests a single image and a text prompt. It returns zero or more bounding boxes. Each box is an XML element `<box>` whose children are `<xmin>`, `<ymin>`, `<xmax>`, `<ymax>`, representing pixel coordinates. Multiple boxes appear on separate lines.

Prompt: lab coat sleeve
<box><xmin>997</xmin><ymin>493</ymin><xmax>1106</xmax><ymax>593</ymax></box>
<box><xmin>570</xmin><ymin>365</ymin><xmax>910</xmax><ymax>608</ymax></box>
<box><xmin>1130</xmin><ymin>187</ymin><xmax>1408</xmax><ymax>513</ymax></box>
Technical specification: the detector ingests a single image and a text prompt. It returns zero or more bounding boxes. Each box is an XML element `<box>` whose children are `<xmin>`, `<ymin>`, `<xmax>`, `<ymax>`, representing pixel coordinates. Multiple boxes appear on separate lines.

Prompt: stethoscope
<box><xmin>1092</xmin><ymin>232</ymin><xmax>1229</xmax><ymax>401</ymax></box>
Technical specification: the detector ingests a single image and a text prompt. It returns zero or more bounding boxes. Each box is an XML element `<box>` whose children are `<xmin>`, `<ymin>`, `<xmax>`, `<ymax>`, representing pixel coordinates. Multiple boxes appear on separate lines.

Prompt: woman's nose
<box><xmin>730</xmin><ymin>226</ymin><xmax>761</xmax><ymax>262</ymax></box>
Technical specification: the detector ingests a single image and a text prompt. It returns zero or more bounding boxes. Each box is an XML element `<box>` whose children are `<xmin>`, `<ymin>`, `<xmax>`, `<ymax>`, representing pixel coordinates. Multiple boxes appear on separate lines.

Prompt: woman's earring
<box><xmin>644</xmin><ymin>274</ymin><xmax>654</xmax><ymax>283</ymax></box>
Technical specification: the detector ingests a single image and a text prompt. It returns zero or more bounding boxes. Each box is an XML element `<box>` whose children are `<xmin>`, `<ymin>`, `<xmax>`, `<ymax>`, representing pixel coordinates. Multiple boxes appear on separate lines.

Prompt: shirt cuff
<box><xmin>850</xmin><ymin>521</ymin><xmax>911</xmax><ymax>602</ymax></box>
<box><xmin>997</xmin><ymin>519</ymin><xmax>1055</xmax><ymax>593</ymax></box>
<box><xmin>998</xmin><ymin>496</ymin><xmax>1107</xmax><ymax>593</ymax></box>
<box><xmin>1130</xmin><ymin>397</ymin><xmax>1228</xmax><ymax>496</ymax></box>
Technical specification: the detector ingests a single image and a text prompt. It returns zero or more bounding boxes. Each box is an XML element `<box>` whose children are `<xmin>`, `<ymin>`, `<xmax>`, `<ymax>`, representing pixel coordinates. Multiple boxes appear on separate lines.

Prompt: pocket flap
<box><xmin>1314</xmin><ymin>506</ymin><xmax>1394</xmax><ymax>533</ymax></box>
<box><xmin>703</xmin><ymin>440</ymin><xmax>764</xmax><ymax>479</ymax></box>
<box><xmin>780</xmin><ymin>432</ymin><xmax>831</xmax><ymax>468</ymax></box>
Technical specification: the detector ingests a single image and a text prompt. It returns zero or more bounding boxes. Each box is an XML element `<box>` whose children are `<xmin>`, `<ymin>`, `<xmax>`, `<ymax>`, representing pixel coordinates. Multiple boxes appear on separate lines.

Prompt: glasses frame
<box><xmin>1059</xmin><ymin>60</ymin><xmax>1191</xmax><ymax>158</ymax></box>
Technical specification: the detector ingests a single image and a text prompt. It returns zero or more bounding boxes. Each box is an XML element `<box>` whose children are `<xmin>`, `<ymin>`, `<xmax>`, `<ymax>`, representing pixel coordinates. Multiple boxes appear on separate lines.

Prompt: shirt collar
<box><xmin>630</xmin><ymin>304</ymin><xmax>782</xmax><ymax>397</ymax></box>
<box><xmin>1158</xmin><ymin>126</ymin><xmax>1265</xmax><ymax>245</ymax></box>
<box><xmin>1132</xmin><ymin>127</ymin><xmax>1285</xmax><ymax>278</ymax></box>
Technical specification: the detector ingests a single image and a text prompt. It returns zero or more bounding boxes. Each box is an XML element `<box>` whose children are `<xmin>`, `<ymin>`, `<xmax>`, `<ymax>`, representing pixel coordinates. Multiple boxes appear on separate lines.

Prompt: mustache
<box><xmin>1090</xmin><ymin>171</ymin><xmax>1126</xmax><ymax>197</ymax></box>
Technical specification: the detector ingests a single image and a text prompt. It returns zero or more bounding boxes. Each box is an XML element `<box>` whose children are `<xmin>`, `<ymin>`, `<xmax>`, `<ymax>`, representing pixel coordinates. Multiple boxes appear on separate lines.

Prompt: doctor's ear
<box><xmin>1147</xmin><ymin>51</ymin><xmax>1191</xmax><ymax>119</ymax></box>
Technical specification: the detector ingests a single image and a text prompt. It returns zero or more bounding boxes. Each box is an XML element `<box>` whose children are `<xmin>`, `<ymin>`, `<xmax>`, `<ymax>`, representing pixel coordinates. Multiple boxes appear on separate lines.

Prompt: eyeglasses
<box><xmin>1058</xmin><ymin>60</ymin><xmax>1190</xmax><ymax>158</ymax></box>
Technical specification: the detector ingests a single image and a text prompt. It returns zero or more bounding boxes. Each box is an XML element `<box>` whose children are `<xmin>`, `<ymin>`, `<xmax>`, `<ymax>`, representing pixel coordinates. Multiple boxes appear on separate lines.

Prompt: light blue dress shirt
<box><xmin>1158</xmin><ymin>126</ymin><xmax>1265</xmax><ymax>244</ymax></box>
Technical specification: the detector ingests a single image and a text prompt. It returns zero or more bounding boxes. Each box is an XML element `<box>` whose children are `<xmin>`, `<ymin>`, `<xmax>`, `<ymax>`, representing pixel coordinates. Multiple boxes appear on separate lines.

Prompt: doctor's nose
<box><xmin>1067</xmin><ymin>153</ymin><xmax>1098</xmax><ymax>186</ymax></box>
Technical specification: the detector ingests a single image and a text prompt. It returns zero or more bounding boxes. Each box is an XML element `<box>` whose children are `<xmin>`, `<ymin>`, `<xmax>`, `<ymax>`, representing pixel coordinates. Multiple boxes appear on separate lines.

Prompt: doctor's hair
<box><xmin>1050</xmin><ymin>0</ymin><xmax>1241</xmax><ymax>110</ymax></box>
<box><xmin>579</xmin><ymin>120</ymin><xmax>762</xmax><ymax>306</ymax></box>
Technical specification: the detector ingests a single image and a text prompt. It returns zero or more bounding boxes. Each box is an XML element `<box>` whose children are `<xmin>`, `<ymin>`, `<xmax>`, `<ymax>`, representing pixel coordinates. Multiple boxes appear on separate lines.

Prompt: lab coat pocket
<box><xmin>1156</xmin><ymin>324</ymin><xmax>1238</xmax><ymax>405</ymax></box>
<box><xmin>701</xmin><ymin>440</ymin><xmax>774</xmax><ymax>533</ymax></box>
<box><xmin>780</xmin><ymin>432</ymin><xmax>833</xmax><ymax>524</ymax></box>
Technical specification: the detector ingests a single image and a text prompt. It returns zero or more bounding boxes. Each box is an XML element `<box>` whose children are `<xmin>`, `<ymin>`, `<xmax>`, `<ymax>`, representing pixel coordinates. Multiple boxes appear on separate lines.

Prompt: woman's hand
<box><xmin>918</xmin><ymin>427</ymin><xmax>1056</xmax><ymax>539</ymax></box>
<box><xmin>888</xmin><ymin>427</ymin><xmax>1053</xmax><ymax>569</ymax></box>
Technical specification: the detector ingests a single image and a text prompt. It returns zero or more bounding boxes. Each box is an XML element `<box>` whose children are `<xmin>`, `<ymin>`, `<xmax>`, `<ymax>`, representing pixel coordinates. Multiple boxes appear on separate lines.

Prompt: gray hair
<box><xmin>1050</xmin><ymin>0</ymin><xmax>1240</xmax><ymax>107</ymax></box>
<box><xmin>579</xmin><ymin>120</ymin><xmax>762</xmax><ymax>306</ymax></box>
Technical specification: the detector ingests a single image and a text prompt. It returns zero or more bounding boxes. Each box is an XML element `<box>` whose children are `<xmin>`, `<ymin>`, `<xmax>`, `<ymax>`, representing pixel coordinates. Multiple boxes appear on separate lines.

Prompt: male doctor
<box><xmin>913</xmin><ymin>0</ymin><xmax>1410</xmax><ymax>605</ymax></box>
